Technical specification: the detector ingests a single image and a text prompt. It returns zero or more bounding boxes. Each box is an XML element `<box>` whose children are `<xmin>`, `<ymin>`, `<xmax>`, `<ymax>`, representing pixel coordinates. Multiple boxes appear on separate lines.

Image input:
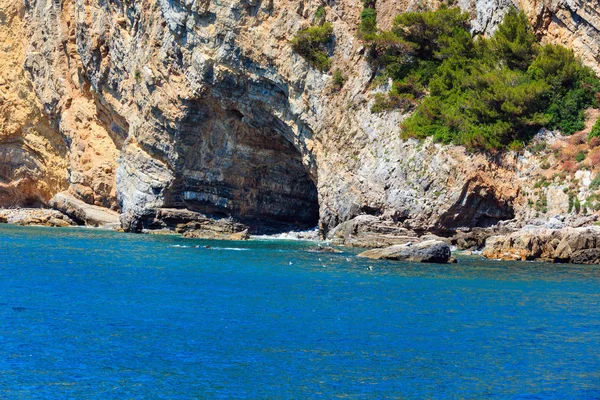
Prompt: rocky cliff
<box><xmin>2</xmin><ymin>0</ymin><xmax>600</xmax><ymax>236</ymax></box>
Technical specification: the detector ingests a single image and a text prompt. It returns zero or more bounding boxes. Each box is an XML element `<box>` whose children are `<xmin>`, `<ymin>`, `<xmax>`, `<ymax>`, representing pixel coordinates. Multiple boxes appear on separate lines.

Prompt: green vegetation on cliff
<box><xmin>291</xmin><ymin>22</ymin><xmax>334</xmax><ymax>71</ymax></box>
<box><xmin>364</xmin><ymin>6</ymin><xmax>600</xmax><ymax>150</ymax></box>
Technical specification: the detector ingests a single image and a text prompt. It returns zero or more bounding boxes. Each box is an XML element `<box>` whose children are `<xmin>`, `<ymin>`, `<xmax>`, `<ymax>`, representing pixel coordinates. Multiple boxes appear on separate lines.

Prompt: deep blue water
<box><xmin>0</xmin><ymin>225</ymin><xmax>599</xmax><ymax>399</ymax></box>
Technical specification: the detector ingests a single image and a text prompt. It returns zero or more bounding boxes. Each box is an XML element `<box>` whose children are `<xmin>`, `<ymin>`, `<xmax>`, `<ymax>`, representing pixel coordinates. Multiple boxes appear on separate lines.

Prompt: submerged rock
<box><xmin>308</xmin><ymin>245</ymin><xmax>343</xmax><ymax>254</ymax></box>
<box><xmin>358</xmin><ymin>240</ymin><xmax>451</xmax><ymax>263</ymax></box>
<box><xmin>482</xmin><ymin>226</ymin><xmax>600</xmax><ymax>264</ymax></box>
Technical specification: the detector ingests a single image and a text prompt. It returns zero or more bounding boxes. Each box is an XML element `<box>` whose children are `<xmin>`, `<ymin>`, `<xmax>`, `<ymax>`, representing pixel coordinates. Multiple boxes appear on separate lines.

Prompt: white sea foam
<box><xmin>211</xmin><ymin>247</ymin><xmax>249</xmax><ymax>251</ymax></box>
<box><xmin>170</xmin><ymin>244</ymin><xmax>248</xmax><ymax>251</ymax></box>
<box><xmin>252</xmin><ymin>227</ymin><xmax>321</xmax><ymax>242</ymax></box>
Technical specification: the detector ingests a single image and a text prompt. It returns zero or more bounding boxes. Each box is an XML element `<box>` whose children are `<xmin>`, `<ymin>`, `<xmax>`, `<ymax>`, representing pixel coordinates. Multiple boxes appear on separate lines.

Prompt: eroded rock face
<box><xmin>482</xmin><ymin>226</ymin><xmax>600</xmax><ymax>264</ymax></box>
<box><xmin>2</xmin><ymin>0</ymin><xmax>600</xmax><ymax>235</ymax></box>
<box><xmin>0</xmin><ymin>0</ymin><xmax>68</xmax><ymax>207</ymax></box>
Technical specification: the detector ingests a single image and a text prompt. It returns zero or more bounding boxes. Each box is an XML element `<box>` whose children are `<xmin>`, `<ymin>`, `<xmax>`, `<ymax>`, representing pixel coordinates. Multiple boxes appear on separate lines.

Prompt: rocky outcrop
<box><xmin>0</xmin><ymin>208</ymin><xmax>75</xmax><ymax>227</ymax></box>
<box><xmin>358</xmin><ymin>240</ymin><xmax>452</xmax><ymax>263</ymax></box>
<box><xmin>482</xmin><ymin>226</ymin><xmax>600</xmax><ymax>264</ymax></box>
<box><xmin>0</xmin><ymin>0</ymin><xmax>600</xmax><ymax>238</ymax></box>
<box><xmin>49</xmin><ymin>192</ymin><xmax>120</xmax><ymax>228</ymax></box>
<box><xmin>183</xmin><ymin>229</ymin><xmax>250</xmax><ymax>241</ymax></box>
<box><xmin>327</xmin><ymin>215</ymin><xmax>420</xmax><ymax>248</ymax></box>
<box><xmin>178</xmin><ymin>212</ymin><xmax>250</xmax><ymax>240</ymax></box>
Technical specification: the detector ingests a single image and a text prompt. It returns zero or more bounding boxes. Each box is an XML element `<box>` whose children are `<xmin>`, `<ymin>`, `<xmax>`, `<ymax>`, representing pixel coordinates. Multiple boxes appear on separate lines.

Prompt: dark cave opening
<box><xmin>167</xmin><ymin>104</ymin><xmax>320</xmax><ymax>234</ymax></box>
<box><xmin>437</xmin><ymin>185</ymin><xmax>515</xmax><ymax>231</ymax></box>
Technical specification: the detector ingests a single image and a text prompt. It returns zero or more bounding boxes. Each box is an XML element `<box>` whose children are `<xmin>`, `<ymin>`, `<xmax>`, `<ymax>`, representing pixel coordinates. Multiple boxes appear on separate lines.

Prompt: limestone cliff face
<box><xmin>3</xmin><ymin>0</ymin><xmax>600</xmax><ymax>233</ymax></box>
<box><xmin>0</xmin><ymin>1</ymin><xmax>67</xmax><ymax>206</ymax></box>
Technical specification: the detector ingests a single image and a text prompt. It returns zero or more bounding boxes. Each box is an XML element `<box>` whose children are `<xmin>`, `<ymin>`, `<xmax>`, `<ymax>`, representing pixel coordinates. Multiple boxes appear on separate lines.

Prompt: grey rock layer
<box><xmin>358</xmin><ymin>240</ymin><xmax>452</xmax><ymax>263</ymax></box>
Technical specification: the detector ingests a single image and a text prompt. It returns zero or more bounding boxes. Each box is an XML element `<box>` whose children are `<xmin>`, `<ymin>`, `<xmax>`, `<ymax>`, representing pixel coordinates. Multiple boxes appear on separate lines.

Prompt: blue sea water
<box><xmin>0</xmin><ymin>225</ymin><xmax>599</xmax><ymax>399</ymax></box>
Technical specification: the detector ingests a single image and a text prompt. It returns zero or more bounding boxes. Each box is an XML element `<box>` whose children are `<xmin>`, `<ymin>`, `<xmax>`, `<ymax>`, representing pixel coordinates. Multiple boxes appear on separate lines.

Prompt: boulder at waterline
<box><xmin>183</xmin><ymin>229</ymin><xmax>249</xmax><ymax>241</ymax></box>
<box><xmin>49</xmin><ymin>192</ymin><xmax>120</xmax><ymax>228</ymax></box>
<box><xmin>357</xmin><ymin>240</ymin><xmax>451</xmax><ymax>263</ymax></box>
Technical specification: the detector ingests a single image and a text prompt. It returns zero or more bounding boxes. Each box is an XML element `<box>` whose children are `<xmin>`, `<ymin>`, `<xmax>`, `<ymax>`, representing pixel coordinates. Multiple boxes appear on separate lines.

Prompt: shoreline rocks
<box><xmin>183</xmin><ymin>229</ymin><xmax>250</xmax><ymax>241</ymax></box>
<box><xmin>327</xmin><ymin>215</ymin><xmax>421</xmax><ymax>248</ymax></box>
<box><xmin>0</xmin><ymin>208</ymin><xmax>76</xmax><ymax>227</ymax></box>
<box><xmin>49</xmin><ymin>192</ymin><xmax>121</xmax><ymax>229</ymax></box>
<box><xmin>482</xmin><ymin>226</ymin><xmax>600</xmax><ymax>264</ymax></box>
<box><xmin>358</xmin><ymin>240</ymin><xmax>452</xmax><ymax>264</ymax></box>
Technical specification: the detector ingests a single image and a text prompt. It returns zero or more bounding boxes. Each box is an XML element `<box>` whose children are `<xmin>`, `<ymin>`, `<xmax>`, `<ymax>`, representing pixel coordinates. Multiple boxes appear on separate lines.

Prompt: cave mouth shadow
<box><xmin>167</xmin><ymin>103</ymin><xmax>320</xmax><ymax>235</ymax></box>
<box><xmin>437</xmin><ymin>185</ymin><xmax>515</xmax><ymax>231</ymax></box>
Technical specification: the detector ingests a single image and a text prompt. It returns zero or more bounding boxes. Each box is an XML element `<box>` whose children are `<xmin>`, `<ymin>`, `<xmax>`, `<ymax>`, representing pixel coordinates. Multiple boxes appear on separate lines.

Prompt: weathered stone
<box><xmin>327</xmin><ymin>215</ymin><xmax>420</xmax><ymax>248</ymax></box>
<box><xmin>570</xmin><ymin>249</ymin><xmax>600</xmax><ymax>265</ymax></box>
<box><xmin>49</xmin><ymin>192</ymin><xmax>120</xmax><ymax>228</ymax></box>
<box><xmin>358</xmin><ymin>240</ymin><xmax>451</xmax><ymax>263</ymax></box>
<box><xmin>183</xmin><ymin>229</ymin><xmax>249</xmax><ymax>241</ymax></box>
<box><xmin>230</xmin><ymin>230</ymin><xmax>250</xmax><ymax>241</ymax></box>
<box><xmin>482</xmin><ymin>227</ymin><xmax>600</xmax><ymax>264</ymax></box>
<box><xmin>0</xmin><ymin>208</ymin><xmax>75</xmax><ymax>227</ymax></box>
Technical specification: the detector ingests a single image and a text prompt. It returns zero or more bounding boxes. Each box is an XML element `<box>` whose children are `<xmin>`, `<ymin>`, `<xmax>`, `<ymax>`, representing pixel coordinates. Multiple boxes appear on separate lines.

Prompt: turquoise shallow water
<box><xmin>0</xmin><ymin>225</ymin><xmax>599</xmax><ymax>399</ymax></box>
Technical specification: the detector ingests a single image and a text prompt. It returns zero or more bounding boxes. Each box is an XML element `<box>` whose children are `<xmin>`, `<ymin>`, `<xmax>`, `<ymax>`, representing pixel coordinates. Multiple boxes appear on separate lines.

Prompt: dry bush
<box><xmin>589</xmin><ymin>136</ymin><xmax>600</xmax><ymax>149</ymax></box>
<box><xmin>558</xmin><ymin>145</ymin><xmax>578</xmax><ymax>162</ymax></box>
<box><xmin>562</xmin><ymin>160</ymin><xmax>579</xmax><ymax>173</ymax></box>
<box><xmin>569</xmin><ymin>132</ymin><xmax>587</xmax><ymax>146</ymax></box>
<box><xmin>588</xmin><ymin>149</ymin><xmax>600</xmax><ymax>167</ymax></box>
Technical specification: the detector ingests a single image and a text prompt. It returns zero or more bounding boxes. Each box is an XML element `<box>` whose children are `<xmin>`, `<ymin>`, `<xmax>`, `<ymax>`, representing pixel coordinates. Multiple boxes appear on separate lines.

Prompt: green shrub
<box><xmin>590</xmin><ymin>173</ymin><xmax>600</xmax><ymax>190</ymax></box>
<box><xmin>574</xmin><ymin>197</ymin><xmax>581</xmax><ymax>214</ymax></box>
<box><xmin>589</xmin><ymin>119</ymin><xmax>600</xmax><ymax>140</ymax></box>
<box><xmin>490</xmin><ymin>9</ymin><xmax>537</xmax><ymax>71</ymax></box>
<box><xmin>576</xmin><ymin>150</ymin><xmax>587</xmax><ymax>163</ymax></box>
<box><xmin>358</xmin><ymin>7</ymin><xmax>378</xmax><ymax>39</ymax></box>
<box><xmin>568</xmin><ymin>194</ymin><xmax>575</xmax><ymax>213</ymax></box>
<box><xmin>291</xmin><ymin>23</ymin><xmax>334</xmax><ymax>71</ymax></box>
<box><xmin>314</xmin><ymin>6</ymin><xmax>325</xmax><ymax>24</ymax></box>
<box><xmin>371</xmin><ymin>92</ymin><xmax>416</xmax><ymax>113</ymax></box>
<box><xmin>528</xmin><ymin>141</ymin><xmax>547</xmax><ymax>154</ymax></box>
<box><xmin>362</xmin><ymin>6</ymin><xmax>600</xmax><ymax>150</ymax></box>
<box><xmin>333</xmin><ymin>69</ymin><xmax>346</xmax><ymax>88</ymax></box>
<box><xmin>535</xmin><ymin>192</ymin><xmax>548</xmax><ymax>213</ymax></box>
